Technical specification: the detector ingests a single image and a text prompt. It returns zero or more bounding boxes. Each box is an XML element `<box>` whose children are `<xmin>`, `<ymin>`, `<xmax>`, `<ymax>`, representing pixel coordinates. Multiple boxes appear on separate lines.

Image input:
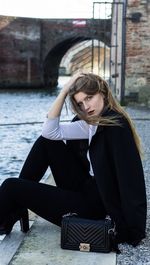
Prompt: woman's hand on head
<box><xmin>62</xmin><ymin>72</ymin><xmax>84</xmax><ymax>95</ymax></box>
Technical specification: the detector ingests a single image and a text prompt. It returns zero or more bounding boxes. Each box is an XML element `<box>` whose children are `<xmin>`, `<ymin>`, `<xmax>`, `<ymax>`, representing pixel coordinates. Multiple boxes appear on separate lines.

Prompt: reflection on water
<box><xmin>0</xmin><ymin>76</ymin><xmax>72</xmax><ymax>183</ymax></box>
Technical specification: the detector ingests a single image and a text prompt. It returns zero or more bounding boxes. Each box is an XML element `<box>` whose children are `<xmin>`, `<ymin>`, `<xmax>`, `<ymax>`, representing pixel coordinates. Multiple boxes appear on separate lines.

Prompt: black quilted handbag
<box><xmin>61</xmin><ymin>213</ymin><xmax>119</xmax><ymax>253</ymax></box>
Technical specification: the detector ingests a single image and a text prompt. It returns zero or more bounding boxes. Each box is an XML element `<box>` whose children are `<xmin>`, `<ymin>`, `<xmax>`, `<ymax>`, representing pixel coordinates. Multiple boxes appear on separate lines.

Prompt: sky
<box><xmin>0</xmin><ymin>0</ymin><xmax>98</xmax><ymax>19</ymax></box>
<box><xmin>0</xmin><ymin>0</ymin><xmax>112</xmax><ymax>19</ymax></box>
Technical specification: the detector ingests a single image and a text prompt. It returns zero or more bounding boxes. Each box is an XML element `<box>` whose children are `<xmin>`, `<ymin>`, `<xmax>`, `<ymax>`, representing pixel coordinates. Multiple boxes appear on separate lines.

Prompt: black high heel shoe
<box><xmin>19</xmin><ymin>209</ymin><xmax>29</xmax><ymax>233</ymax></box>
<box><xmin>0</xmin><ymin>208</ymin><xmax>29</xmax><ymax>235</ymax></box>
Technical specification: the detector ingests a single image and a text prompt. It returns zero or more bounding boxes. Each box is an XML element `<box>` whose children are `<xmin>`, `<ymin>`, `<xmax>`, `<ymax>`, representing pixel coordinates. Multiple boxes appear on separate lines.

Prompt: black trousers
<box><xmin>0</xmin><ymin>136</ymin><xmax>106</xmax><ymax>226</ymax></box>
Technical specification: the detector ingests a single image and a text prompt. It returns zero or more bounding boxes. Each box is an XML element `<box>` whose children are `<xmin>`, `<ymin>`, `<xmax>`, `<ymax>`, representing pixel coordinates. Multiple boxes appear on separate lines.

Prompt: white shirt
<box><xmin>42</xmin><ymin>117</ymin><xmax>98</xmax><ymax>176</ymax></box>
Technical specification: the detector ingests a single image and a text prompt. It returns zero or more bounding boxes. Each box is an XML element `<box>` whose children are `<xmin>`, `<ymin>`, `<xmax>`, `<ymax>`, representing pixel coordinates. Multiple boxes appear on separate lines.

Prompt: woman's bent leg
<box><xmin>19</xmin><ymin>136</ymin><xmax>50</xmax><ymax>182</ymax></box>
<box><xmin>0</xmin><ymin>178</ymin><xmax>103</xmax><ymax>226</ymax></box>
<box><xmin>19</xmin><ymin>136</ymin><xmax>89</xmax><ymax>191</ymax></box>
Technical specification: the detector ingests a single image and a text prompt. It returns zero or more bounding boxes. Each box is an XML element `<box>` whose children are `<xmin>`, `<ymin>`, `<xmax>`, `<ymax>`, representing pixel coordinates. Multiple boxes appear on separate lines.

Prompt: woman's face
<box><xmin>74</xmin><ymin>91</ymin><xmax>104</xmax><ymax>117</ymax></box>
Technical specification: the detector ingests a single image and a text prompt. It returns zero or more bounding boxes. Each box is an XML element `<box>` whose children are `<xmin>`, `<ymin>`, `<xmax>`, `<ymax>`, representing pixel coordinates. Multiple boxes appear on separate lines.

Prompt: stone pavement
<box><xmin>9</xmin><ymin>217</ymin><xmax>116</xmax><ymax>265</ymax></box>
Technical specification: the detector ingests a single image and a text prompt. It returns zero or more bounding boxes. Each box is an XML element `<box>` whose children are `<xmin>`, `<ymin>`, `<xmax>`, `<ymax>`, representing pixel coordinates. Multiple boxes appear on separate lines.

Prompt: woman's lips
<box><xmin>87</xmin><ymin>110</ymin><xmax>95</xmax><ymax>115</ymax></box>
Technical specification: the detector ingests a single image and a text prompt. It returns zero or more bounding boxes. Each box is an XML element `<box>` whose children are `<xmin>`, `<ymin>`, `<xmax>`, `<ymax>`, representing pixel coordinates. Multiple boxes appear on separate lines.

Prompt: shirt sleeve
<box><xmin>41</xmin><ymin>116</ymin><xmax>90</xmax><ymax>140</ymax></box>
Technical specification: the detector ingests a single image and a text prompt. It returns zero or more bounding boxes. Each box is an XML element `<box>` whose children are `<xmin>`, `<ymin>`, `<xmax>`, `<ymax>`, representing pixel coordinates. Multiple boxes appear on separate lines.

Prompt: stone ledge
<box><xmin>9</xmin><ymin>217</ymin><xmax>116</xmax><ymax>265</ymax></box>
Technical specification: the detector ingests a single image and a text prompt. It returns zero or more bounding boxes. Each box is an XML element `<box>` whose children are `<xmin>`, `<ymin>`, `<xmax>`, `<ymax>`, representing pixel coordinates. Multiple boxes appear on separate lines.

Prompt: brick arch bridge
<box><xmin>40</xmin><ymin>19</ymin><xmax>111</xmax><ymax>86</ymax></box>
<box><xmin>0</xmin><ymin>17</ymin><xmax>111</xmax><ymax>88</ymax></box>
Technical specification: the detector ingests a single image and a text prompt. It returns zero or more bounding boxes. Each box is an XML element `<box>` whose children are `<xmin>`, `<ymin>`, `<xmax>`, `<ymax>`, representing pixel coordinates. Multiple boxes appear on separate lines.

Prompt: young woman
<box><xmin>0</xmin><ymin>73</ymin><xmax>147</xmax><ymax>246</ymax></box>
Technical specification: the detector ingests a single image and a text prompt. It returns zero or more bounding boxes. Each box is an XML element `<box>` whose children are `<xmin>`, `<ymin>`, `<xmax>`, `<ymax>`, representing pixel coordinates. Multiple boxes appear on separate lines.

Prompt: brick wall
<box><xmin>0</xmin><ymin>16</ymin><xmax>42</xmax><ymax>87</ymax></box>
<box><xmin>125</xmin><ymin>0</ymin><xmax>150</xmax><ymax>104</ymax></box>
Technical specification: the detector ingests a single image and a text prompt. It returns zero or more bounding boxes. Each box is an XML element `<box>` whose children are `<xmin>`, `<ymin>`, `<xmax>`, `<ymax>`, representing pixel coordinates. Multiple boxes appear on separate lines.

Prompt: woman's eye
<box><xmin>87</xmin><ymin>96</ymin><xmax>92</xmax><ymax>101</ymax></box>
<box><xmin>78</xmin><ymin>103</ymin><xmax>83</xmax><ymax>108</ymax></box>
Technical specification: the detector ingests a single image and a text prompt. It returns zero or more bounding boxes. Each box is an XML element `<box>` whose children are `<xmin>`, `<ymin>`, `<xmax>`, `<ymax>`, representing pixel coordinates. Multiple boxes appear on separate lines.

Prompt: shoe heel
<box><xmin>20</xmin><ymin>209</ymin><xmax>29</xmax><ymax>233</ymax></box>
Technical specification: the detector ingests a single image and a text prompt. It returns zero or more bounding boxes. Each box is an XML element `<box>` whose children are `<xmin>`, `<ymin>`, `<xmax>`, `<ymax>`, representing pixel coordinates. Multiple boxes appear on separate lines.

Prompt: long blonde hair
<box><xmin>68</xmin><ymin>73</ymin><xmax>143</xmax><ymax>156</ymax></box>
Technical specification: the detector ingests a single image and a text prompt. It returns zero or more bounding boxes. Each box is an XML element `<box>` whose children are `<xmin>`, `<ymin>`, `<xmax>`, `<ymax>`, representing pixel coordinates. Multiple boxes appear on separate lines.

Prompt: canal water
<box><xmin>0</xmin><ymin>76</ymin><xmax>72</xmax><ymax>184</ymax></box>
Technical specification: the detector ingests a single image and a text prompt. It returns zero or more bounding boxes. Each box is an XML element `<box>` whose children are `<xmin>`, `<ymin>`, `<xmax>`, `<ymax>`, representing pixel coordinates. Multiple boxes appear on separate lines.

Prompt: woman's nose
<box><xmin>83</xmin><ymin>102</ymin><xmax>90</xmax><ymax>111</ymax></box>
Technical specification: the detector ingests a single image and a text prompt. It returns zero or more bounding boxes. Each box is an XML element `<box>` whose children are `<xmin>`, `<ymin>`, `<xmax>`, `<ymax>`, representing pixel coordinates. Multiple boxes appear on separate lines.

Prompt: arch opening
<box><xmin>43</xmin><ymin>37</ymin><xmax>110</xmax><ymax>88</ymax></box>
<box><xmin>60</xmin><ymin>39</ymin><xmax>110</xmax><ymax>79</ymax></box>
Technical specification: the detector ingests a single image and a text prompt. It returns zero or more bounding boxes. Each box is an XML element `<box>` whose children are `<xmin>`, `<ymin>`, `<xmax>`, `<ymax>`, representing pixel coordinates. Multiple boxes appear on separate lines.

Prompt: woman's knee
<box><xmin>1</xmin><ymin>177</ymin><xmax>20</xmax><ymax>192</ymax></box>
<box><xmin>34</xmin><ymin>135</ymin><xmax>62</xmax><ymax>151</ymax></box>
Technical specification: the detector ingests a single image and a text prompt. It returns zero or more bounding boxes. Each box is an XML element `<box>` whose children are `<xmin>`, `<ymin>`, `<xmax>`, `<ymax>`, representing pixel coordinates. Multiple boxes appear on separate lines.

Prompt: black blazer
<box><xmin>89</xmin><ymin>109</ymin><xmax>147</xmax><ymax>244</ymax></box>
